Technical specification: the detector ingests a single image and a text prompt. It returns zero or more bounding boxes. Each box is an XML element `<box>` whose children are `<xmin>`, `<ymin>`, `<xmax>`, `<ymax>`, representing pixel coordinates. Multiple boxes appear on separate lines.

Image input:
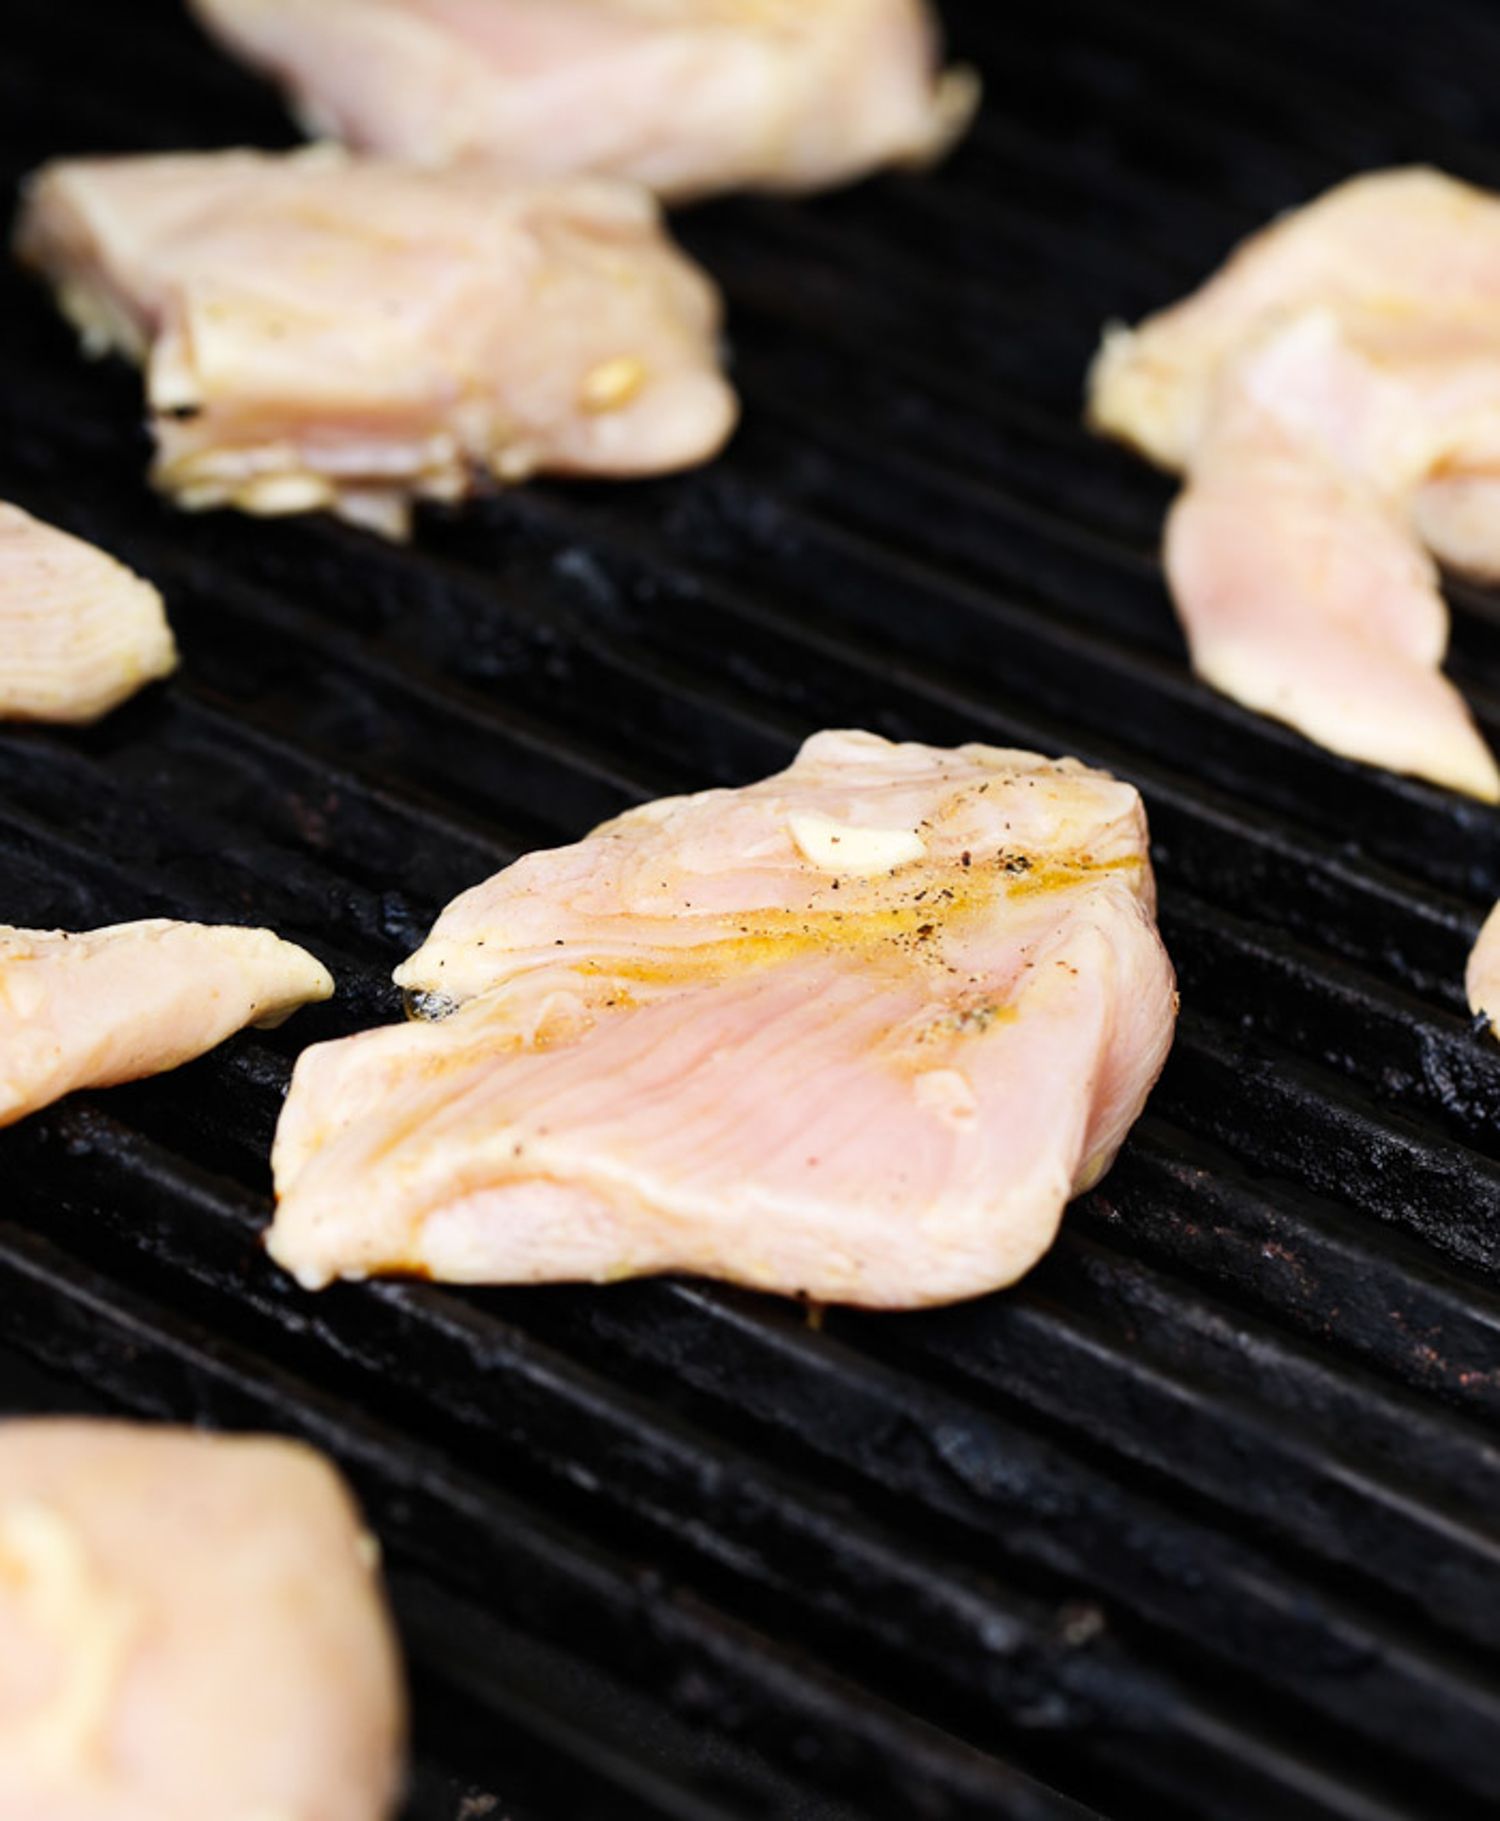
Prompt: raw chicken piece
<box><xmin>0</xmin><ymin>1419</ymin><xmax>404</xmax><ymax>1821</ymax></box>
<box><xmin>1413</xmin><ymin>473</ymin><xmax>1500</xmax><ymax>579</ymax></box>
<box><xmin>0</xmin><ymin>503</ymin><xmax>176</xmax><ymax>723</ymax></box>
<box><xmin>189</xmin><ymin>0</ymin><xmax>978</xmax><ymax>204</ymax></box>
<box><xmin>1089</xmin><ymin>168</ymin><xmax>1500</xmax><ymax>467</ymax></box>
<box><xmin>1164</xmin><ymin>310</ymin><xmax>1500</xmax><ymax>798</ymax></box>
<box><xmin>1467</xmin><ymin>901</ymin><xmax>1500</xmax><ymax>1038</ymax></box>
<box><xmin>0</xmin><ymin>919</ymin><xmax>333</xmax><ymax>1127</ymax></box>
<box><xmin>268</xmin><ymin>731</ymin><xmax>1177</xmax><ymax>1308</ymax></box>
<box><xmin>15</xmin><ymin>147</ymin><xmax>737</xmax><ymax>539</ymax></box>
<box><xmin>1088</xmin><ymin>168</ymin><xmax>1500</xmax><ymax>798</ymax></box>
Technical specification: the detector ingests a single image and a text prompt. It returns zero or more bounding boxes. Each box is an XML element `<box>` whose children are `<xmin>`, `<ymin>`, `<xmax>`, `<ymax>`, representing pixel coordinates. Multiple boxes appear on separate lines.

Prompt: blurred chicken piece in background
<box><xmin>189</xmin><ymin>0</ymin><xmax>978</xmax><ymax>202</ymax></box>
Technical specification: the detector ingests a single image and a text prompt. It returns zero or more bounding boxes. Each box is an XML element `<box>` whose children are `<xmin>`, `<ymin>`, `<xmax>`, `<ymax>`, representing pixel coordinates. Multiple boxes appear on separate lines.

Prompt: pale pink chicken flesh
<box><xmin>1087</xmin><ymin>166</ymin><xmax>1500</xmax><ymax>800</ymax></box>
<box><xmin>0</xmin><ymin>1419</ymin><xmax>405</xmax><ymax>1821</ymax></box>
<box><xmin>15</xmin><ymin>146</ymin><xmax>737</xmax><ymax>538</ymax></box>
<box><xmin>0</xmin><ymin>919</ymin><xmax>333</xmax><ymax>1127</ymax></box>
<box><xmin>188</xmin><ymin>0</ymin><xmax>979</xmax><ymax>204</ymax></box>
<box><xmin>1466</xmin><ymin>901</ymin><xmax>1500</xmax><ymax>1039</ymax></box>
<box><xmin>268</xmin><ymin>731</ymin><xmax>1177</xmax><ymax>1308</ymax></box>
<box><xmin>1413</xmin><ymin>473</ymin><xmax>1500</xmax><ymax>579</ymax></box>
<box><xmin>0</xmin><ymin>502</ymin><xmax>176</xmax><ymax>723</ymax></box>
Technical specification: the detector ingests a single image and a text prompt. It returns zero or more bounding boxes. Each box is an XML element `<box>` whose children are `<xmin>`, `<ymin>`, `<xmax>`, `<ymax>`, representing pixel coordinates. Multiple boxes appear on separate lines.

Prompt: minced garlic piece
<box><xmin>787</xmin><ymin>810</ymin><xmax>926</xmax><ymax>876</ymax></box>
<box><xmin>580</xmin><ymin>356</ymin><xmax>647</xmax><ymax>413</ymax></box>
<box><xmin>236</xmin><ymin>473</ymin><xmax>337</xmax><ymax>516</ymax></box>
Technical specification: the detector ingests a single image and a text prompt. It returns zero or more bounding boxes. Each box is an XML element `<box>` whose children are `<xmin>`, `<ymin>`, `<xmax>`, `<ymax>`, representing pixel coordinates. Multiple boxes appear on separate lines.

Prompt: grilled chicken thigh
<box><xmin>0</xmin><ymin>920</ymin><xmax>333</xmax><ymax>1127</ymax></box>
<box><xmin>1089</xmin><ymin>167</ymin><xmax>1500</xmax><ymax>798</ymax></box>
<box><xmin>0</xmin><ymin>1419</ymin><xmax>404</xmax><ymax>1821</ymax></box>
<box><xmin>16</xmin><ymin>147</ymin><xmax>736</xmax><ymax>538</ymax></box>
<box><xmin>188</xmin><ymin>0</ymin><xmax>978</xmax><ymax>203</ymax></box>
<box><xmin>0</xmin><ymin>503</ymin><xmax>176</xmax><ymax>722</ymax></box>
<box><xmin>269</xmin><ymin>731</ymin><xmax>1176</xmax><ymax>1307</ymax></box>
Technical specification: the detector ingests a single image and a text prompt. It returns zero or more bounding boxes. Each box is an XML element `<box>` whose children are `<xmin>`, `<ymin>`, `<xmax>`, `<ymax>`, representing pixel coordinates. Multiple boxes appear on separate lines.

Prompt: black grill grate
<box><xmin>4</xmin><ymin>3</ymin><xmax>1500</xmax><ymax>1817</ymax></box>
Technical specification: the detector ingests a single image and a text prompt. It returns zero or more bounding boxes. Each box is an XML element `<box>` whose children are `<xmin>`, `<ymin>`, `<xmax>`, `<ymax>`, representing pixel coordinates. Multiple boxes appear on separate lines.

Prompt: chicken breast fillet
<box><xmin>1088</xmin><ymin>167</ymin><xmax>1500</xmax><ymax>799</ymax></box>
<box><xmin>15</xmin><ymin>147</ymin><xmax>737</xmax><ymax>538</ymax></box>
<box><xmin>188</xmin><ymin>0</ymin><xmax>979</xmax><ymax>204</ymax></box>
<box><xmin>268</xmin><ymin>731</ymin><xmax>1177</xmax><ymax>1308</ymax></box>
<box><xmin>0</xmin><ymin>503</ymin><xmax>176</xmax><ymax>723</ymax></box>
<box><xmin>0</xmin><ymin>1419</ymin><xmax>404</xmax><ymax>1821</ymax></box>
<box><xmin>0</xmin><ymin>920</ymin><xmax>333</xmax><ymax>1127</ymax></box>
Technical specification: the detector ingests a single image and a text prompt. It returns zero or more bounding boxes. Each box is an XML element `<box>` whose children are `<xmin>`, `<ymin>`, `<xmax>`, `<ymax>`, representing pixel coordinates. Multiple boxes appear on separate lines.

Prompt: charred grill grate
<box><xmin>4</xmin><ymin>2</ymin><xmax>1500</xmax><ymax>1817</ymax></box>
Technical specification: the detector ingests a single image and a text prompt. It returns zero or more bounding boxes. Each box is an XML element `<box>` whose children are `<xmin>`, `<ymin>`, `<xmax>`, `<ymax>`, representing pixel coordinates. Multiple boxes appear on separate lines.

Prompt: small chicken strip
<box><xmin>0</xmin><ymin>1419</ymin><xmax>404</xmax><ymax>1821</ymax></box>
<box><xmin>1088</xmin><ymin>168</ymin><xmax>1500</xmax><ymax>798</ymax></box>
<box><xmin>15</xmin><ymin>147</ymin><xmax>737</xmax><ymax>538</ymax></box>
<box><xmin>0</xmin><ymin>920</ymin><xmax>333</xmax><ymax>1127</ymax></box>
<box><xmin>189</xmin><ymin>0</ymin><xmax>978</xmax><ymax>204</ymax></box>
<box><xmin>268</xmin><ymin>731</ymin><xmax>1177</xmax><ymax>1308</ymax></box>
<box><xmin>0</xmin><ymin>503</ymin><xmax>176</xmax><ymax>723</ymax></box>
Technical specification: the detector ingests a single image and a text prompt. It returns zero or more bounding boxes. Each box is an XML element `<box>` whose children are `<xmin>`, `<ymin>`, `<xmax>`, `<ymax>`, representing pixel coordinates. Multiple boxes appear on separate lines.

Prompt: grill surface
<box><xmin>4</xmin><ymin>4</ymin><xmax>1500</xmax><ymax>1817</ymax></box>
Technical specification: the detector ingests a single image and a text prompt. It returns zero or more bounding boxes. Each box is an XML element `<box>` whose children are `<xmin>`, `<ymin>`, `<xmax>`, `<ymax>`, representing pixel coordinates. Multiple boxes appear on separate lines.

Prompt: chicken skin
<box><xmin>268</xmin><ymin>731</ymin><xmax>1177</xmax><ymax>1308</ymax></box>
<box><xmin>16</xmin><ymin>147</ymin><xmax>737</xmax><ymax>538</ymax></box>
<box><xmin>188</xmin><ymin>0</ymin><xmax>978</xmax><ymax>203</ymax></box>
<box><xmin>0</xmin><ymin>503</ymin><xmax>176</xmax><ymax>723</ymax></box>
<box><xmin>1089</xmin><ymin>167</ymin><xmax>1500</xmax><ymax>799</ymax></box>
<box><xmin>0</xmin><ymin>1419</ymin><xmax>404</xmax><ymax>1821</ymax></box>
<box><xmin>0</xmin><ymin>920</ymin><xmax>333</xmax><ymax>1127</ymax></box>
